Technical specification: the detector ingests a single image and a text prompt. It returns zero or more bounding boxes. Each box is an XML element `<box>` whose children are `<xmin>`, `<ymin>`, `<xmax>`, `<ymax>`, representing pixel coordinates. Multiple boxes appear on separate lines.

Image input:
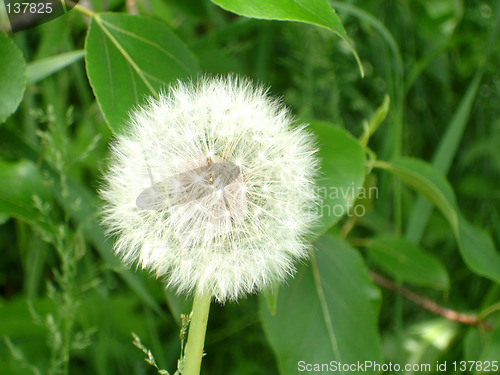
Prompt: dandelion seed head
<box><xmin>100</xmin><ymin>76</ymin><xmax>319</xmax><ymax>302</ymax></box>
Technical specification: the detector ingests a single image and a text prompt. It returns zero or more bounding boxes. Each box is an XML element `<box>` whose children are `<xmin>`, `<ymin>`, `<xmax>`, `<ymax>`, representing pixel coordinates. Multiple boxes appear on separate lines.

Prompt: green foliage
<box><xmin>380</xmin><ymin>158</ymin><xmax>460</xmax><ymax>235</ymax></box>
<box><xmin>0</xmin><ymin>31</ymin><xmax>26</xmax><ymax>123</ymax></box>
<box><xmin>405</xmin><ymin>72</ymin><xmax>483</xmax><ymax>243</ymax></box>
<box><xmin>260</xmin><ymin>235</ymin><xmax>382</xmax><ymax>375</ymax></box>
<box><xmin>85</xmin><ymin>13</ymin><xmax>201</xmax><ymax>133</ymax></box>
<box><xmin>1</xmin><ymin>0</ymin><xmax>499</xmax><ymax>374</ymax></box>
<box><xmin>381</xmin><ymin>158</ymin><xmax>500</xmax><ymax>284</ymax></box>
<box><xmin>308</xmin><ymin>122</ymin><xmax>365</xmax><ymax>236</ymax></box>
<box><xmin>367</xmin><ymin>234</ymin><xmax>449</xmax><ymax>290</ymax></box>
<box><xmin>27</xmin><ymin>50</ymin><xmax>86</xmax><ymax>85</ymax></box>
<box><xmin>0</xmin><ymin>160</ymin><xmax>52</xmax><ymax>225</ymax></box>
<box><xmin>210</xmin><ymin>0</ymin><xmax>363</xmax><ymax>74</ymax></box>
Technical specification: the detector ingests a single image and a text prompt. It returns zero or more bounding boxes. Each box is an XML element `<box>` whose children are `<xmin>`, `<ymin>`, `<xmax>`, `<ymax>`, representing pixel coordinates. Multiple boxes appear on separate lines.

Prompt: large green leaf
<box><xmin>85</xmin><ymin>13</ymin><xmax>200</xmax><ymax>133</ymax></box>
<box><xmin>0</xmin><ymin>32</ymin><xmax>26</xmax><ymax>123</ymax></box>
<box><xmin>260</xmin><ymin>235</ymin><xmax>382</xmax><ymax>375</ymax></box>
<box><xmin>367</xmin><ymin>234</ymin><xmax>450</xmax><ymax>290</ymax></box>
<box><xmin>308</xmin><ymin>122</ymin><xmax>366</xmax><ymax>237</ymax></box>
<box><xmin>211</xmin><ymin>0</ymin><xmax>363</xmax><ymax>75</ymax></box>
<box><xmin>379</xmin><ymin>157</ymin><xmax>500</xmax><ymax>284</ymax></box>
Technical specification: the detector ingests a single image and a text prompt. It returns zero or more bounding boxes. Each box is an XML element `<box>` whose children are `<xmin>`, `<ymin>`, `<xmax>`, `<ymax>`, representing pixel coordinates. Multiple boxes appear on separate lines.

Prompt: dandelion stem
<box><xmin>183</xmin><ymin>292</ymin><xmax>211</xmax><ymax>375</ymax></box>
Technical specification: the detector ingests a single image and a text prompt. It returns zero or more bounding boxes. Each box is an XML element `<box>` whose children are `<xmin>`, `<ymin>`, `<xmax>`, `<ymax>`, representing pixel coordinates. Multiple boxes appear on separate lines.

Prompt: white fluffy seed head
<box><xmin>100</xmin><ymin>75</ymin><xmax>319</xmax><ymax>302</ymax></box>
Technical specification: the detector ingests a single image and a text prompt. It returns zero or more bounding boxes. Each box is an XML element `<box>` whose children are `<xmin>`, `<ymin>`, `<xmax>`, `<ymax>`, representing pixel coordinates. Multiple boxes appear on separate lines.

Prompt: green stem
<box><xmin>183</xmin><ymin>292</ymin><xmax>211</xmax><ymax>375</ymax></box>
<box><xmin>69</xmin><ymin>1</ymin><xmax>95</xmax><ymax>17</ymax></box>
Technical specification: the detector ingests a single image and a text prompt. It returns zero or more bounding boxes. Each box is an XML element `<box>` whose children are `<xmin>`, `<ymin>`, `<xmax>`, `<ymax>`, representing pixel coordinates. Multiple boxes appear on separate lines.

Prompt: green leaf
<box><xmin>262</xmin><ymin>283</ymin><xmax>279</xmax><ymax>316</ymax></box>
<box><xmin>458</xmin><ymin>216</ymin><xmax>500</xmax><ymax>284</ymax></box>
<box><xmin>367</xmin><ymin>234</ymin><xmax>449</xmax><ymax>290</ymax></box>
<box><xmin>464</xmin><ymin>323</ymin><xmax>500</xmax><ymax>372</ymax></box>
<box><xmin>85</xmin><ymin>13</ymin><xmax>201</xmax><ymax>133</ymax></box>
<box><xmin>27</xmin><ymin>50</ymin><xmax>85</xmax><ymax>85</ymax></box>
<box><xmin>360</xmin><ymin>94</ymin><xmax>390</xmax><ymax>146</ymax></box>
<box><xmin>0</xmin><ymin>160</ymin><xmax>51</xmax><ymax>225</ymax></box>
<box><xmin>0</xmin><ymin>32</ymin><xmax>27</xmax><ymax>123</ymax></box>
<box><xmin>211</xmin><ymin>0</ymin><xmax>363</xmax><ymax>75</ymax></box>
<box><xmin>260</xmin><ymin>235</ymin><xmax>382</xmax><ymax>374</ymax></box>
<box><xmin>381</xmin><ymin>158</ymin><xmax>459</xmax><ymax>235</ymax></box>
<box><xmin>379</xmin><ymin>157</ymin><xmax>500</xmax><ymax>284</ymax></box>
<box><xmin>308</xmin><ymin>122</ymin><xmax>366</xmax><ymax>237</ymax></box>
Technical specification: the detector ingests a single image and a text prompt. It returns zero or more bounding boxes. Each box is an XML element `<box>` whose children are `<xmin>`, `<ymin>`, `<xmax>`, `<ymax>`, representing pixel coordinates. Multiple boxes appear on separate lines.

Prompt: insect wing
<box><xmin>136</xmin><ymin>180</ymin><xmax>170</xmax><ymax>210</ymax></box>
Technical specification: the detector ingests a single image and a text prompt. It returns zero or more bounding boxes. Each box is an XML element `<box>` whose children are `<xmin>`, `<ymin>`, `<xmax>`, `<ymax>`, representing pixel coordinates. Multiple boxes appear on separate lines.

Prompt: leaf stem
<box><xmin>69</xmin><ymin>1</ymin><xmax>96</xmax><ymax>18</ymax></box>
<box><xmin>372</xmin><ymin>160</ymin><xmax>391</xmax><ymax>170</ymax></box>
<box><xmin>183</xmin><ymin>291</ymin><xmax>211</xmax><ymax>375</ymax></box>
<box><xmin>479</xmin><ymin>302</ymin><xmax>500</xmax><ymax>322</ymax></box>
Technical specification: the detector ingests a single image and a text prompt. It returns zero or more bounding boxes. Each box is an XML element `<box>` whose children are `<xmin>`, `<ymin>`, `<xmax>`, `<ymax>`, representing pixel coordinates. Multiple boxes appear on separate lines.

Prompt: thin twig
<box><xmin>370</xmin><ymin>271</ymin><xmax>493</xmax><ymax>330</ymax></box>
<box><xmin>63</xmin><ymin>0</ymin><xmax>96</xmax><ymax>17</ymax></box>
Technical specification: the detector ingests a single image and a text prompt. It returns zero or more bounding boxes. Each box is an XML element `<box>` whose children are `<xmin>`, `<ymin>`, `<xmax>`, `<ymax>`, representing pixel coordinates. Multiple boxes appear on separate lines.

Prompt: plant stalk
<box><xmin>183</xmin><ymin>291</ymin><xmax>211</xmax><ymax>375</ymax></box>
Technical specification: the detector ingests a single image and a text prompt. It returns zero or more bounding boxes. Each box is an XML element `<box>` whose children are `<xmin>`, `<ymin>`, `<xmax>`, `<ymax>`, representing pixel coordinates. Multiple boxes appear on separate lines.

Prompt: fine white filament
<box><xmin>101</xmin><ymin>76</ymin><xmax>319</xmax><ymax>302</ymax></box>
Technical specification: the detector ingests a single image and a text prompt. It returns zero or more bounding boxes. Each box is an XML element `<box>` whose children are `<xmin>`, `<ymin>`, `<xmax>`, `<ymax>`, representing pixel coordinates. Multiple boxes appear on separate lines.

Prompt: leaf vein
<box><xmin>99</xmin><ymin>18</ymin><xmax>192</xmax><ymax>75</ymax></box>
<box><xmin>95</xmin><ymin>15</ymin><xmax>158</xmax><ymax>98</ymax></box>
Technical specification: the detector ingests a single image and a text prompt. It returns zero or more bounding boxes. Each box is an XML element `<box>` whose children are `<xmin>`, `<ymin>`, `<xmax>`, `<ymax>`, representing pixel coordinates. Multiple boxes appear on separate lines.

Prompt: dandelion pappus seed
<box><xmin>100</xmin><ymin>75</ymin><xmax>319</xmax><ymax>302</ymax></box>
